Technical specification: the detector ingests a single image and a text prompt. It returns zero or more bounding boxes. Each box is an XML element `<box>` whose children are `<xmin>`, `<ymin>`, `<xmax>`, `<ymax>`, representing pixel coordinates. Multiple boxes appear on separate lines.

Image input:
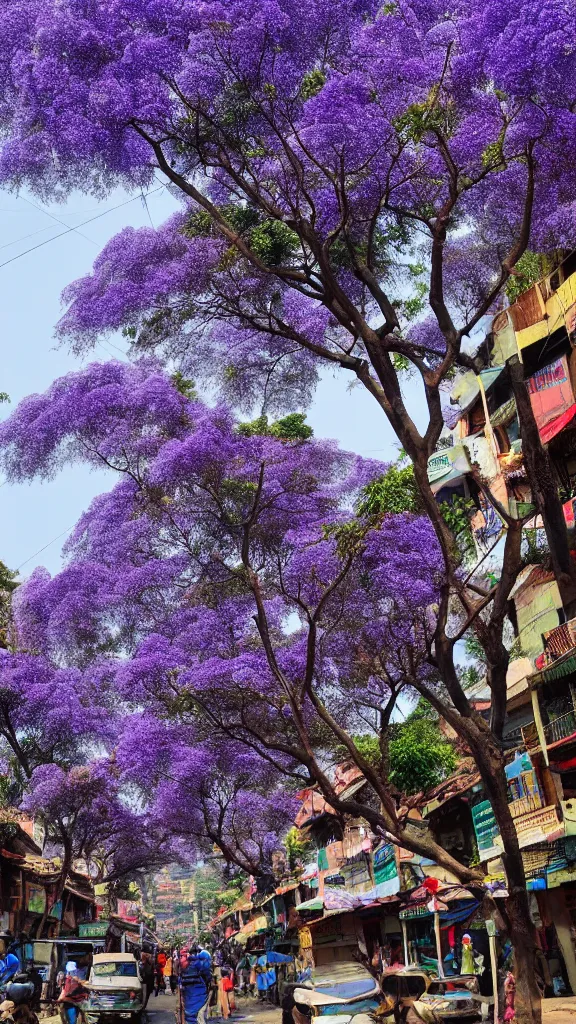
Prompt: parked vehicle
<box><xmin>380</xmin><ymin>967</ymin><xmax>480</xmax><ymax>1024</ymax></box>
<box><xmin>85</xmin><ymin>955</ymin><xmax>144</xmax><ymax>1024</ymax></box>
<box><xmin>293</xmin><ymin>961</ymin><xmax>381</xmax><ymax>1024</ymax></box>
<box><xmin>0</xmin><ymin>965</ymin><xmax>42</xmax><ymax>1024</ymax></box>
<box><xmin>418</xmin><ymin>978</ymin><xmax>480</xmax><ymax>1021</ymax></box>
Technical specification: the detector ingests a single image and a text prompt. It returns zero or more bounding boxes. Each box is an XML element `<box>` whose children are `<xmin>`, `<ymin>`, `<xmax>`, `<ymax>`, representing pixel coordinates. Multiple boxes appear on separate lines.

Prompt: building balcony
<box><xmin>544</xmin><ymin>710</ymin><xmax>576</xmax><ymax>747</ymax></box>
<box><xmin>521</xmin><ymin>711</ymin><xmax>576</xmax><ymax>751</ymax></box>
<box><xmin>508</xmin><ymin>791</ymin><xmax>543</xmax><ymax>819</ymax></box>
<box><xmin>521</xmin><ymin>722</ymin><xmax>540</xmax><ymax>751</ymax></box>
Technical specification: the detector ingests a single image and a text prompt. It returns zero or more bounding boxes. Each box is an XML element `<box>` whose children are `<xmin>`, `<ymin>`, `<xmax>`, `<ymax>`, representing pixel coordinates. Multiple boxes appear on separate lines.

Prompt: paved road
<box><xmin>144</xmin><ymin>990</ymin><xmax>280</xmax><ymax>1024</ymax></box>
<box><xmin>144</xmin><ymin>990</ymin><xmax>178</xmax><ymax>1024</ymax></box>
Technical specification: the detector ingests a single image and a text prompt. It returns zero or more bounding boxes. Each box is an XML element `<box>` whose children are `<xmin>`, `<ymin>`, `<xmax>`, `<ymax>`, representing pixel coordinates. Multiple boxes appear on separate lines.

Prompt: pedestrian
<box><xmin>255</xmin><ymin>955</ymin><xmax>268</xmax><ymax>1003</ymax></box>
<box><xmin>169</xmin><ymin>965</ymin><xmax>177</xmax><ymax>995</ymax></box>
<box><xmin>221</xmin><ymin>967</ymin><xmax>235</xmax><ymax>1015</ymax></box>
<box><xmin>248</xmin><ymin>955</ymin><xmax>257</xmax><ymax>994</ymax></box>
<box><xmin>155</xmin><ymin>950</ymin><xmax>167</xmax><ymax>996</ymax></box>
<box><xmin>264</xmin><ymin>951</ymin><xmax>292</xmax><ymax>1006</ymax></box>
<box><xmin>179</xmin><ymin>945</ymin><xmax>213</xmax><ymax>1024</ymax></box>
<box><xmin>154</xmin><ymin>959</ymin><xmax>166</xmax><ymax>997</ymax></box>
<box><xmin>140</xmin><ymin>953</ymin><xmax>154</xmax><ymax>1009</ymax></box>
<box><xmin>207</xmin><ymin>974</ymin><xmax>219</xmax><ymax>1020</ymax></box>
<box><xmin>236</xmin><ymin>954</ymin><xmax>251</xmax><ymax>995</ymax></box>
<box><xmin>163</xmin><ymin>955</ymin><xmax>174</xmax><ymax>994</ymax></box>
<box><xmin>57</xmin><ymin>962</ymin><xmax>92</xmax><ymax>1024</ymax></box>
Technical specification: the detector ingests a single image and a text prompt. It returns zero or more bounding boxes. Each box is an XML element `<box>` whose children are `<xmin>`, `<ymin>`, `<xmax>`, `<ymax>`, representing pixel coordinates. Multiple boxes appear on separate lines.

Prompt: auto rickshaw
<box><xmin>378</xmin><ymin>967</ymin><xmax>480</xmax><ymax>1024</ymax></box>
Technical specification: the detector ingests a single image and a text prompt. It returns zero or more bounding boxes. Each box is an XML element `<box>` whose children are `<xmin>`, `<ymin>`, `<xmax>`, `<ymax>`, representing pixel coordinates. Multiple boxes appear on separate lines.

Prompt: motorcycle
<box><xmin>0</xmin><ymin>971</ymin><xmax>39</xmax><ymax>1024</ymax></box>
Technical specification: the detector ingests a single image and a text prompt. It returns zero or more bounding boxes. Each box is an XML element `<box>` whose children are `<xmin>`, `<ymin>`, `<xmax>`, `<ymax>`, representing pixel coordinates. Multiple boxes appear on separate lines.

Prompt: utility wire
<box><xmin>18</xmin><ymin>193</ymin><xmax>97</xmax><ymax>247</ymax></box>
<box><xmin>16</xmin><ymin>525</ymin><xmax>75</xmax><ymax>572</ymax></box>
<box><xmin>140</xmin><ymin>189</ymin><xmax>155</xmax><ymax>229</ymax></box>
<box><xmin>0</xmin><ymin>185</ymin><xmax>165</xmax><ymax>271</ymax></box>
<box><xmin>0</xmin><ymin>223</ymin><xmax>57</xmax><ymax>254</ymax></box>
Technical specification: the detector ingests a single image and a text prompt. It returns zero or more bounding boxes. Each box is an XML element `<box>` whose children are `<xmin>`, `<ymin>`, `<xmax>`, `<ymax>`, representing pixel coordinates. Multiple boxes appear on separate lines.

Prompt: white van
<box><xmin>86</xmin><ymin>954</ymin><xmax>144</xmax><ymax>1024</ymax></box>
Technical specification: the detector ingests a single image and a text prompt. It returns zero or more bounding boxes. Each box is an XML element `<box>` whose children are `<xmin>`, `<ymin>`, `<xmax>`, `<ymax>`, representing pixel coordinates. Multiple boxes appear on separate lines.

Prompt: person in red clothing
<box><xmin>155</xmin><ymin>951</ymin><xmax>167</xmax><ymax>996</ymax></box>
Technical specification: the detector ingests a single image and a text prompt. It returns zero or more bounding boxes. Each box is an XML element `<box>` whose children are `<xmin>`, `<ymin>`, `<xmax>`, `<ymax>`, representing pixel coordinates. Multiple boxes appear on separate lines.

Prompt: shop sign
<box><xmin>372</xmin><ymin>843</ymin><xmax>399</xmax><ymax>897</ymax></box>
<box><xmin>116</xmin><ymin>899</ymin><xmax>139</xmax><ymax>922</ymax></box>
<box><xmin>27</xmin><ymin>885</ymin><xmax>46</xmax><ymax>915</ymax></box>
<box><xmin>399</xmin><ymin>905</ymin><xmax>430</xmax><ymax>920</ymax></box>
<box><xmin>48</xmin><ymin>900</ymin><xmax>63</xmax><ymax>921</ymax></box>
<box><xmin>79</xmin><ymin>921</ymin><xmax>109</xmax><ymax>937</ymax></box>
<box><xmin>427</xmin><ymin>445</ymin><xmax>469</xmax><ymax>485</ymax></box>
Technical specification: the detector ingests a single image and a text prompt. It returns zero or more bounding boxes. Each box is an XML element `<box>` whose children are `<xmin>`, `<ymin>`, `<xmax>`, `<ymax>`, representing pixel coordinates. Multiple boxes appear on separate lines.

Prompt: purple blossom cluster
<box><xmin>0</xmin><ymin>361</ymin><xmax>444</xmax><ymax>870</ymax></box>
<box><xmin>0</xmin><ymin>0</ymin><xmax>573</xmax><ymax>408</ymax></box>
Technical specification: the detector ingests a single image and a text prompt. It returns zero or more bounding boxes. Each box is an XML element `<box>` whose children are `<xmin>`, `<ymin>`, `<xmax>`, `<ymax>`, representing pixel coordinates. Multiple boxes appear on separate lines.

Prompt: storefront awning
<box><xmin>427</xmin><ymin>445</ymin><xmax>471</xmax><ymax>494</ymax></box>
<box><xmin>296</xmin><ymin>897</ymin><xmax>323</xmax><ymax>912</ymax></box>
<box><xmin>531</xmin><ymin>653</ymin><xmax>576</xmax><ymax>686</ymax></box>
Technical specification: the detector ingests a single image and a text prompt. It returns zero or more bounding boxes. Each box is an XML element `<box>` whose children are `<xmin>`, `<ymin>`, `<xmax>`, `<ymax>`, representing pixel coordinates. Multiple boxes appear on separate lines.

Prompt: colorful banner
<box><xmin>27</xmin><ymin>885</ymin><xmax>46</xmax><ymax>915</ymax></box>
<box><xmin>528</xmin><ymin>356</ymin><xmax>576</xmax><ymax>444</ymax></box>
<box><xmin>116</xmin><ymin>899</ymin><xmax>139</xmax><ymax>922</ymax></box>
<box><xmin>48</xmin><ymin>900</ymin><xmax>63</xmax><ymax>921</ymax></box>
<box><xmin>323</xmin><ymin>886</ymin><xmax>360</xmax><ymax>911</ymax></box>
<box><xmin>78</xmin><ymin>921</ymin><xmax>109</xmax><ymax>937</ymax></box>
<box><xmin>372</xmin><ymin>843</ymin><xmax>400</xmax><ymax>897</ymax></box>
<box><xmin>340</xmin><ymin>856</ymin><xmax>372</xmax><ymax>894</ymax></box>
<box><xmin>471</xmin><ymin>800</ymin><xmax>501</xmax><ymax>857</ymax></box>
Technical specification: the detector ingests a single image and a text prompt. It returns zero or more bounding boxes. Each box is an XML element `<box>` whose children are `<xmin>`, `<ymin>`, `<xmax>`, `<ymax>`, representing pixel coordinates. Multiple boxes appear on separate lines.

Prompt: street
<box><xmin>144</xmin><ymin>991</ymin><xmax>281</xmax><ymax>1024</ymax></box>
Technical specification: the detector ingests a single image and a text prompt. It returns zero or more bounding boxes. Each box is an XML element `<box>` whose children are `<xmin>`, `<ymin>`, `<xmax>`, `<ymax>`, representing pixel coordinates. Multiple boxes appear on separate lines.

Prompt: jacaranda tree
<box><xmin>0</xmin><ymin>646</ymin><xmax>180</xmax><ymax>913</ymax></box>
<box><xmin>0</xmin><ymin>3</ymin><xmax>574</xmax><ymax>1015</ymax></box>
<box><xmin>0</xmin><ymin>360</ymin><xmax>532</xmax><ymax>996</ymax></box>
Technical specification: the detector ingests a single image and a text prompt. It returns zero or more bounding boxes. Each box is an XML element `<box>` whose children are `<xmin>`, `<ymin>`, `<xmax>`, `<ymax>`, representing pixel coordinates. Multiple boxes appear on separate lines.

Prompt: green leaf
<box><xmin>300</xmin><ymin>70</ymin><xmax>326</xmax><ymax>100</ymax></box>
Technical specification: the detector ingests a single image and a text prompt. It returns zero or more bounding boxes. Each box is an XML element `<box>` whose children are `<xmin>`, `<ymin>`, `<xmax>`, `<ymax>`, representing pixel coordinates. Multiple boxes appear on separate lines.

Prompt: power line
<box><xmin>0</xmin><ymin>185</ymin><xmax>165</xmax><ymax>271</ymax></box>
<box><xmin>18</xmin><ymin>193</ymin><xmax>97</xmax><ymax>247</ymax></box>
<box><xmin>0</xmin><ymin>223</ymin><xmax>58</xmax><ymax>254</ymax></box>
<box><xmin>16</xmin><ymin>524</ymin><xmax>75</xmax><ymax>572</ymax></box>
<box><xmin>141</xmin><ymin>189</ymin><xmax>155</xmax><ymax>229</ymax></box>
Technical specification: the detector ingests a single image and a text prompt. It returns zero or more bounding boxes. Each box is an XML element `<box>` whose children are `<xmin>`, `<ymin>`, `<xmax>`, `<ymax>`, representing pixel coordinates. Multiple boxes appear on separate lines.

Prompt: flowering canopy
<box><xmin>0</xmin><ymin>361</ymin><xmax>467</xmax><ymax>876</ymax></box>
<box><xmin>0</xmin><ymin>0</ymin><xmax>574</xmax><ymax>413</ymax></box>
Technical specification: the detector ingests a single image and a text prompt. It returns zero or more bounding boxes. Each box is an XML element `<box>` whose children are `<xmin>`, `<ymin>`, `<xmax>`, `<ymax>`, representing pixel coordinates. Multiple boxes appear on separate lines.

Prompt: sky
<box><xmin>0</xmin><ymin>182</ymin><xmax>424</xmax><ymax>579</ymax></box>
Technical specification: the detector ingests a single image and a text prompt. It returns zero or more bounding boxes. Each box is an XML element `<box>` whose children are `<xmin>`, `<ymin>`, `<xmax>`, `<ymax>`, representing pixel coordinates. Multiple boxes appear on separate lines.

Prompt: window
<box><xmin>93</xmin><ymin>963</ymin><xmax>138</xmax><ymax>978</ymax></box>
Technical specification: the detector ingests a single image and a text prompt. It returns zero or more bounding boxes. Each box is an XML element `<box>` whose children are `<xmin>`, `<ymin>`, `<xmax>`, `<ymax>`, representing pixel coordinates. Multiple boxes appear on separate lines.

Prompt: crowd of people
<box><xmin>177</xmin><ymin>943</ymin><xmax>295</xmax><ymax>1024</ymax></box>
<box><xmin>52</xmin><ymin>940</ymin><xmax>296</xmax><ymax>1024</ymax></box>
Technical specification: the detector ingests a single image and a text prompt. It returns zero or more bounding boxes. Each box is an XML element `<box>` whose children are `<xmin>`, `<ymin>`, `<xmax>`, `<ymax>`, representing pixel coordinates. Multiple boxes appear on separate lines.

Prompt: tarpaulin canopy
<box><xmin>528</xmin><ymin>356</ymin><xmax>576</xmax><ymax>444</ymax></box>
<box><xmin>296</xmin><ymin>897</ymin><xmax>323</xmax><ymax>912</ymax></box>
<box><xmin>450</xmin><ymin>366</ymin><xmax>505</xmax><ymax>417</ymax></box>
<box><xmin>427</xmin><ymin>445</ymin><xmax>471</xmax><ymax>494</ymax></box>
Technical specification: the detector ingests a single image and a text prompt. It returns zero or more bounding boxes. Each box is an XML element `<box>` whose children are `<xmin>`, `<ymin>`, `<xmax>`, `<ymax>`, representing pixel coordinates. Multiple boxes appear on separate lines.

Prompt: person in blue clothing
<box><xmin>0</xmin><ymin>954</ymin><xmax>19</xmax><ymax>987</ymax></box>
<box><xmin>255</xmin><ymin>954</ymin><xmax>269</xmax><ymax>1002</ymax></box>
<box><xmin>179</xmin><ymin>945</ymin><xmax>213</xmax><ymax>1024</ymax></box>
<box><xmin>257</xmin><ymin>951</ymin><xmax>292</xmax><ymax>1006</ymax></box>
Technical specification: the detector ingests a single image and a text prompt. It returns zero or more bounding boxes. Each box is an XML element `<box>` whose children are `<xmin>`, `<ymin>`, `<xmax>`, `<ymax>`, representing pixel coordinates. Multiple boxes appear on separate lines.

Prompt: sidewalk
<box><xmin>225</xmin><ymin>994</ymin><xmax>280</xmax><ymax>1024</ymax></box>
<box><xmin>543</xmin><ymin>997</ymin><xmax>576</xmax><ymax>1024</ymax></box>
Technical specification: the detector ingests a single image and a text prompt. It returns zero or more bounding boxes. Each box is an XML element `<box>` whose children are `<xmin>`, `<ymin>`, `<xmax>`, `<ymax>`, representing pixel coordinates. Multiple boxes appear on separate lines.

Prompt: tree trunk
<box><xmin>355</xmin><ymin>353</ymin><xmax>543</xmax><ymax>1021</ymax></box>
<box><xmin>467</xmin><ymin>729</ymin><xmax>542</xmax><ymax>1024</ymax></box>
<box><xmin>508</xmin><ymin>354</ymin><xmax>576</xmax><ymax>616</ymax></box>
<box><xmin>506</xmin><ymin>887</ymin><xmax>543</xmax><ymax>1024</ymax></box>
<box><xmin>432</xmin><ymin>635</ymin><xmax>542</xmax><ymax>1024</ymax></box>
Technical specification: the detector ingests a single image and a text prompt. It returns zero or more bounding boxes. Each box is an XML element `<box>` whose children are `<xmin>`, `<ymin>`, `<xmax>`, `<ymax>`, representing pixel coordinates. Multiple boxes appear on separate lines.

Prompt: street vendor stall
<box><xmin>398</xmin><ymin>881</ymin><xmax>480</xmax><ymax>977</ymax></box>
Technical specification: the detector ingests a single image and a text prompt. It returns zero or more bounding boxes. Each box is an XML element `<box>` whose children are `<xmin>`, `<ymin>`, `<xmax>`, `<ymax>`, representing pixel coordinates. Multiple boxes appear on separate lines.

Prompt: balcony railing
<box><xmin>521</xmin><ymin>722</ymin><xmax>540</xmax><ymax>750</ymax></box>
<box><xmin>508</xmin><ymin>791</ymin><xmax>543</xmax><ymax>819</ymax></box>
<box><xmin>544</xmin><ymin>710</ymin><xmax>576</xmax><ymax>746</ymax></box>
